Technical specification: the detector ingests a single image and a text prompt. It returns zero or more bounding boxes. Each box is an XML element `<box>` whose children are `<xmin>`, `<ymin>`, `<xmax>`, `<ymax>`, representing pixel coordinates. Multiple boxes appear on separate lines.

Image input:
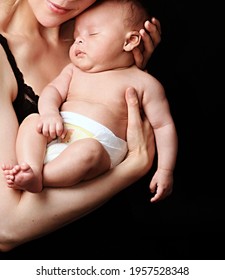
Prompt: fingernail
<box><xmin>127</xmin><ymin>88</ymin><xmax>138</xmax><ymax>104</ymax></box>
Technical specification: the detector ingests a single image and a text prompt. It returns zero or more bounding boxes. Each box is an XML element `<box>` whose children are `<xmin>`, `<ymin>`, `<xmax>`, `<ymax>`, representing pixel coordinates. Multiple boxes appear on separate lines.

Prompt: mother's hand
<box><xmin>123</xmin><ymin>87</ymin><xmax>155</xmax><ymax>178</ymax></box>
<box><xmin>133</xmin><ymin>17</ymin><xmax>162</xmax><ymax>70</ymax></box>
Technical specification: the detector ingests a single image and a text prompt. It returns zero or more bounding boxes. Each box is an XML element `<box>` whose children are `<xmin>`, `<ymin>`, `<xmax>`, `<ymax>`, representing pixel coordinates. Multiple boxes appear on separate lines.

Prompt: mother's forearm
<box><xmin>0</xmin><ymin>158</ymin><xmax>143</xmax><ymax>252</ymax></box>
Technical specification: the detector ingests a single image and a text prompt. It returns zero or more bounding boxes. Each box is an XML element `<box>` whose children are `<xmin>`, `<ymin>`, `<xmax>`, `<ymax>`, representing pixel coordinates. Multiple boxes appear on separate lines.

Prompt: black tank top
<box><xmin>0</xmin><ymin>34</ymin><xmax>39</xmax><ymax>124</ymax></box>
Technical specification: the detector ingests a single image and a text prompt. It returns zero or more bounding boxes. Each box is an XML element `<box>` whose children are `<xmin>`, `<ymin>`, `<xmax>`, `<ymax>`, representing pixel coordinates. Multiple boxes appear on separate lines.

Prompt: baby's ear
<box><xmin>123</xmin><ymin>31</ymin><xmax>141</xmax><ymax>52</ymax></box>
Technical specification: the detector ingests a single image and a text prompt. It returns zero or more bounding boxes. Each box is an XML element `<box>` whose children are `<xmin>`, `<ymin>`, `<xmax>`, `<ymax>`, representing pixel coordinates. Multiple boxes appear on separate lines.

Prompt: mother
<box><xmin>0</xmin><ymin>0</ymin><xmax>161</xmax><ymax>252</ymax></box>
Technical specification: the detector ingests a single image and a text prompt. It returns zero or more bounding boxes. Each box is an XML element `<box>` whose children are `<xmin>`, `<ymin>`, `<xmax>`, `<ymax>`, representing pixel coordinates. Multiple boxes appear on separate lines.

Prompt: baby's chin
<box><xmin>74</xmin><ymin>62</ymin><xmax>109</xmax><ymax>73</ymax></box>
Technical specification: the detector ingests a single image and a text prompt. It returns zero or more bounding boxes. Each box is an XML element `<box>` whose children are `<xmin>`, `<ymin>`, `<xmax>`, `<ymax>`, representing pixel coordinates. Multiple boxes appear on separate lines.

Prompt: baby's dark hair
<box><xmin>94</xmin><ymin>0</ymin><xmax>150</xmax><ymax>30</ymax></box>
<box><xmin>122</xmin><ymin>0</ymin><xmax>150</xmax><ymax>30</ymax></box>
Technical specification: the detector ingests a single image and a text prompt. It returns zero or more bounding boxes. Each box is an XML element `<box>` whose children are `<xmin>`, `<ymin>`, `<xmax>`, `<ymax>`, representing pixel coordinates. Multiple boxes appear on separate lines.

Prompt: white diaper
<box><xmin>44</xmin><ymin>111</ymin><xmax>128</xmax><ymax>167</ymax></box>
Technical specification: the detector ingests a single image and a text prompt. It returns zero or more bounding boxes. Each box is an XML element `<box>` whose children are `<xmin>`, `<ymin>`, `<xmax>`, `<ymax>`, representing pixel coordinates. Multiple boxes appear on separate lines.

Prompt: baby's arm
<box><xmin>142</xmin><ymin>76</ymin><xmax>178</xmax><ymax>202</ymax></box>
<box><xmin>37</xmin><ymin>63</ymin><xmax>74</xmax><ymax>139</ymax></box>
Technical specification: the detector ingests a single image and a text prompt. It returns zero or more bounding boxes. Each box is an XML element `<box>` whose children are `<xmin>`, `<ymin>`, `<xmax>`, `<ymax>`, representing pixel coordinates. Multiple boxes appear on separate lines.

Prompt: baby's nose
<box><xmin>75</xmin><ymin>37</ymin><xmax>83</xmax><ymax>44</ymax></box>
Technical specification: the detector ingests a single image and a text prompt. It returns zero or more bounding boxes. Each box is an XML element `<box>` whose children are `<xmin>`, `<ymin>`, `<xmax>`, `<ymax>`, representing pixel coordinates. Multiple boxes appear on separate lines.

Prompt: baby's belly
<box><xmin>61</xmin><ymin>100</ymin><xmax>127</xmax><ymax>140</ymax></box>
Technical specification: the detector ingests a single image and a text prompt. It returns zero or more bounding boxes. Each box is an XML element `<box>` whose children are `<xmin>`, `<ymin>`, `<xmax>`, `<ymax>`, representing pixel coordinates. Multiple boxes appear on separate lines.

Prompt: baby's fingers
<box><xmin>150</xmin><ymin>190</ymin><xmax>163</xmax><ymax>203</ymax></box>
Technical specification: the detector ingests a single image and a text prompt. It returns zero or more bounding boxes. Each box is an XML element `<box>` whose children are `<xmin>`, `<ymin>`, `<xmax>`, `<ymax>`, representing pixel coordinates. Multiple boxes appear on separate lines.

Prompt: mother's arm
<box><xmin>0</xmin><ymin>88</ymin><xmax>155</xmax><ymax>252</ymax></box>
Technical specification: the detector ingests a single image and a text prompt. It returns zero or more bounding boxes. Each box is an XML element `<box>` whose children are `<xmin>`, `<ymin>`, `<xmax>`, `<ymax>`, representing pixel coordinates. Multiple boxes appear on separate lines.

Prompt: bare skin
<box><xmin>0</xmin><ymin>0</ymin><xmax>162</xmax><ymax>251</ymax></box>
<box><xmin>1</xmin><ymin>1</ymin><xmax>176</xmax><ymax>197</ymax></box>
<box><xmin>0</xmin><ymin>88</ymin><xmax>156</xmax><ymax>252</ymax></box>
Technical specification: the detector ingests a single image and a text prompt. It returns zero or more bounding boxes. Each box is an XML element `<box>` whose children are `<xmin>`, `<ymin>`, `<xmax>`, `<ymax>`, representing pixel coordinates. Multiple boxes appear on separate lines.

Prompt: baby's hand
<box><xmin>149</xmin><ymin>168</ymin><xmax>173</xmax><ymax>203</ymax></box>
<box><xmin>37</xmin><ymin>114</ymin><xmax>67</xmax><ymax>139</ymax></box>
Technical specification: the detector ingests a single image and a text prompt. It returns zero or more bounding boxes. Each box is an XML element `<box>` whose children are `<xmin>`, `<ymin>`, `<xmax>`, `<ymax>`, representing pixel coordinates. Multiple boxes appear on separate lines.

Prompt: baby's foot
<box><xmin>1</xmin><ymin>163</ymin><xmax>42</xmax><ymax>193</ymax></box>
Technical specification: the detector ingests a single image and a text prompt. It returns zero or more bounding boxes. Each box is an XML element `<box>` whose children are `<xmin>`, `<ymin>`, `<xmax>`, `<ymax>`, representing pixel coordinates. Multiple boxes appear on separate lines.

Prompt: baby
<box><xmin>2</xmin><ymin>0</ymin><xmax>178</xmax><ymax>202</ymax></box>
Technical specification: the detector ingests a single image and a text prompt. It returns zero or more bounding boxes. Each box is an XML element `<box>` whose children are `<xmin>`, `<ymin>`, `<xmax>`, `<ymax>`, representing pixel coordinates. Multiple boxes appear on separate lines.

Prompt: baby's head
<box><xmin>70</xmin><ymin>0</ymin><xmax>150</xmax><ymax>72</ymax></box>
<box><xmin>94</xmin><ymin>0</ymin><xmax>149</xmax><ymax>30</ymax></box>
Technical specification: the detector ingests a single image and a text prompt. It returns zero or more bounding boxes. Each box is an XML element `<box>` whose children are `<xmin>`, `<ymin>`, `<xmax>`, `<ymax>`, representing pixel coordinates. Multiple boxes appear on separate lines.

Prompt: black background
<box><xmin>1</xmin><ymin>0</ymin><xmax>225</xmax><ymax>260</ymax></box>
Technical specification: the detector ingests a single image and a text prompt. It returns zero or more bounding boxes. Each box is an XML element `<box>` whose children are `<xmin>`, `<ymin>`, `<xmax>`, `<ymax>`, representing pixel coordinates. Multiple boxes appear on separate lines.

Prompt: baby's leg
<box><xmin>43</xmin><ymin>138</ymin><xmax>111</xmax><ymax>187</ymax></box>
<box><xmin>14</xmin><ymin>114</ymin><xmax>48</xmax><ymax>192</ymax></box>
